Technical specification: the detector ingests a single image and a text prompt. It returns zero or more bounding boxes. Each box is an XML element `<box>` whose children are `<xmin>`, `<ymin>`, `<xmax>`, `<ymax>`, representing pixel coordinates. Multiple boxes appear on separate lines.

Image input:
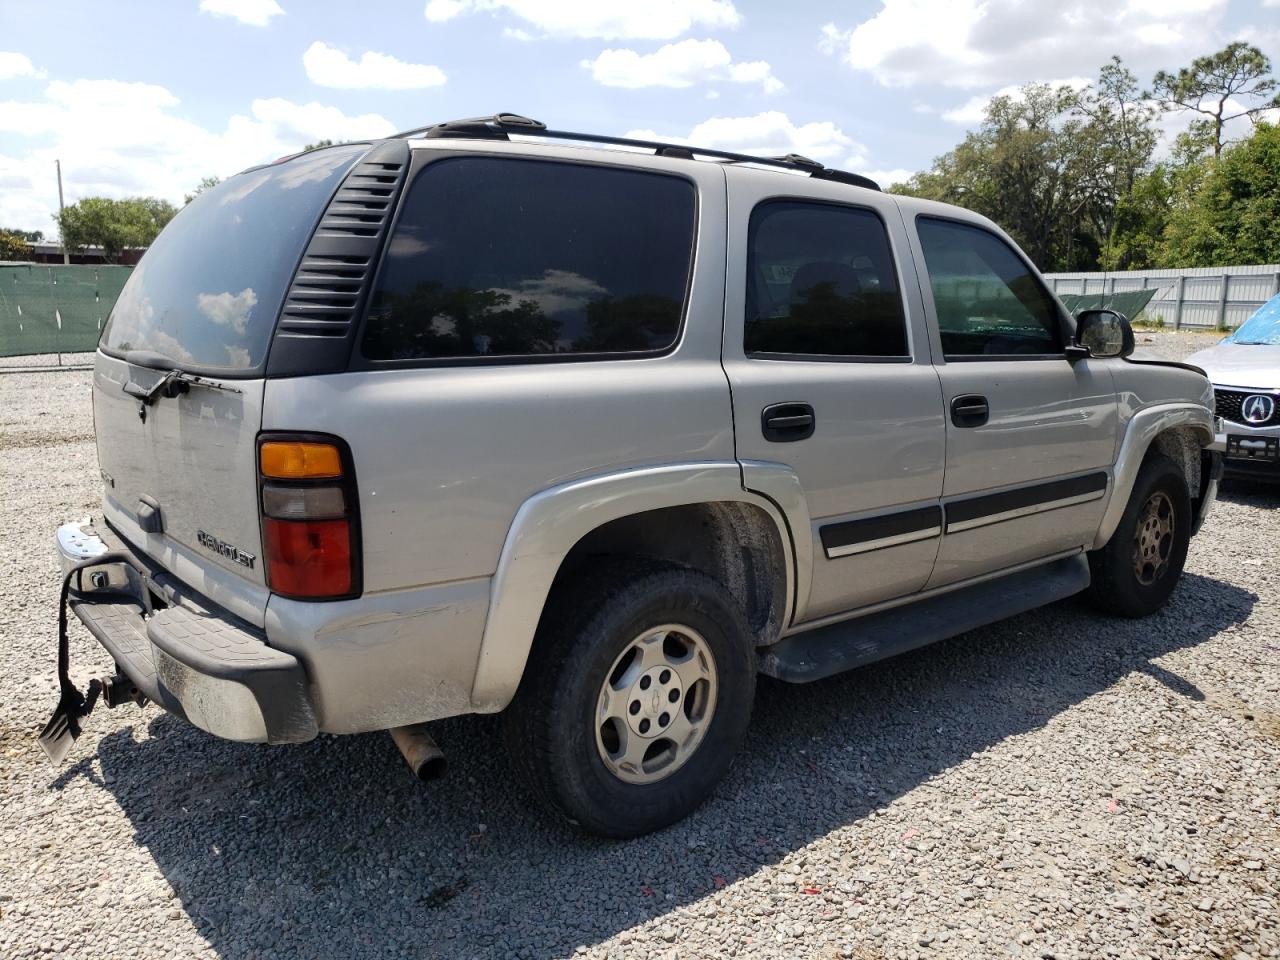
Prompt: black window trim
<box><xmin>743</xmin><ymin>196</ymin><xmax>914</xmax><ymax>364</ymax></box>
<box><xmin>347</xmin><ymin>150</ymin><xmax>701</xmax><ymax>371</ymax></box>
<box><xmin>913</xmin><ymin>213</ymin><xmax>1074</xmax><ymax>363</ymax></box>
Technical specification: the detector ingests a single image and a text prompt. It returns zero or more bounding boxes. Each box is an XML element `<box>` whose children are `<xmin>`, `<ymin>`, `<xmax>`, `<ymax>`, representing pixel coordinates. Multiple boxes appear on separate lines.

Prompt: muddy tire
<box><xmin>502</xmin><ymin>560</ymin><xmax>756</xmax><ymax>838</ymax></box>
<box><xmin>1086</xmin><ymin>454</ymin><xmax>1192</xmax><ymax>618</ymax></box>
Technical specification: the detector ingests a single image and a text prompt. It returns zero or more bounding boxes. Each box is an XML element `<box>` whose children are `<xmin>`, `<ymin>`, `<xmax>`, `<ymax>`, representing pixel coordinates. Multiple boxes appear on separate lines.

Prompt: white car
<box><xmin>1187</xmin><ymin>293</ymin><xmax>1280</xmax><ymax>479</ymax></box>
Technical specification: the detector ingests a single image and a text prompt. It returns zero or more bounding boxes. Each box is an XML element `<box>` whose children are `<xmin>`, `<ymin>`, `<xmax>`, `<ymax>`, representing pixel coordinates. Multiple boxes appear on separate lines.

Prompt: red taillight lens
<box><xmin>258</xmin><ymin>433</ymin><xmax>360</xmax><ymax>600</ymax></box>
<box><xmin>263</xmin><ymin>518</ymin><xmax>352</xmax><ymax>598</ymax></box>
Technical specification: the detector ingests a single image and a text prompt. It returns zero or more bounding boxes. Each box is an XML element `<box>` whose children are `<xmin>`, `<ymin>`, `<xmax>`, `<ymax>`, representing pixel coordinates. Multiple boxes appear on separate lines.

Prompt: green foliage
<box><xmin>1102</xmin><ymin>164</ymin><xmax>1177</xmax><ymax>270</ymax></box>
<box><xmin>0</xmin><ymin>230</ymin><xmax>34</xmax><ymax>261</ymax></box>
<box><xmin>899</xmin><ymin>45</ymin><xmax>1279</xmax><ymax>271</ymax></box>
<box><xmin>1162</xmin><ymin>122</ymin><xmax>1280</xmax><ymax>267</ymax></box>
<box><xmin>1</xmin><ymin>227</ymin><xmax>43</xmax><ymax>242</ymax></box>
<box><xmin>302</xmin><ymin>139</ymin><xmax>336</xmax><ymax>152</ymax></box>
<box><xmin>896</xmin><ymin>80</ymin><xmax>1119</xmax><ymax>270</ymax></box>
<box><xmin>184</xmin><ymin>176</ymin><xmax>221</xmax><ymax>205</ymax></box>
<box><xmin>55</xmin><ymin>196</ymin><xmax>177</xmax><ymax>263</ymax></box>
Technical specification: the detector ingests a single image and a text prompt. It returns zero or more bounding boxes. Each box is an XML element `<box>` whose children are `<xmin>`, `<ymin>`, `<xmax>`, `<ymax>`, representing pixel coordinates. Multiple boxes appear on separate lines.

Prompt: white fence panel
<box><xmin>1043</xmin><ymin>264</ymin><xmax>1280</xmax><ymax>330</ymax></box>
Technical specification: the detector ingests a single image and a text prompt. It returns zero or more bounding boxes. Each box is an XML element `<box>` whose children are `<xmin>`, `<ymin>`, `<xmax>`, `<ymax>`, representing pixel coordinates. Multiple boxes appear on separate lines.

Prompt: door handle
<box><xmin>950</xmin><ymin>394</ymin><xmax>989</xmax><ymax>428</ymax></box>
<box><xmin>762</xmin><ymin>402</ymin><xmax>815</xmax><ymax>442</ymax></box>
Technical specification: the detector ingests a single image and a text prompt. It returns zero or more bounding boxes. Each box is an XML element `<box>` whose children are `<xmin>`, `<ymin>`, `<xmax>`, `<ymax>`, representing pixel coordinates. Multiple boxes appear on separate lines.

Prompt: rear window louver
<box><xmin>266</xmin><ymin>140</ymin><xmax>411</xmax><ymax>377</ymax></box>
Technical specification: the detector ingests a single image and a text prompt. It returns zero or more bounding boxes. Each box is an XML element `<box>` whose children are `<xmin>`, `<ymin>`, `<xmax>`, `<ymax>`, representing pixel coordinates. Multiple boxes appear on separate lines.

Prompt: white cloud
<box><xmin>942</xmin><ymin>77</ymin><xmax>1091</xmax><ymax>126</ymax></box>
<box><xmin>0</xmin><ymin>52</ymin><xmax>45</xmax><ymax>81</ymax></box>
<box><xmin>425</xmin><ymin>0</ymin><xmax>469</xmax><ymax>20</ymax></box>
<box><xmin>424</xmin><ymin>0</ymin><xmax>740</xmax><ymax>40</ymax></box>
<box><xmin>822</xmin><ymin>0</ymin><xmax>1229</xmax><ymax>89</ymax></box>
<box><xmin>582</xmin><ymin>39</ymin><xmax>781</xmax><ymax>93</ymax></box>
<box><xmin>490</xmin><ymin>269</ymin><xmax>609</xmax><ymax>316</ymax></box>
<box><xmin>857</xmin><ymin>168</ymin><xmax>915</xmax><ymax>188</ymax></box>
<box><xmin>623</xmin><ymin>112</ymin><xmax>917</xmax><ymax>186</ymax></box>
<box><xmin>0</xmin><ymin>78</ymin><xmax>395</xmax><ymax>233</ymax></box>
<box><xmin>197</xmin><ymin>287</ymin><xmax>257</xmax><ymax>334</ymax></box>
<box><xmin>303</xmin><ymin>41</ymin><xmax>447</xmax><ymax>90</ymax></box>
<box><xmin>198</xmin><ymin>0</ymin><xmax>284</xmax><ymax>27</ymax></box>
<box><xmin>627</xmin><ymin>111</ymin><xmax>865</xmax><ymax>165</ymax></box>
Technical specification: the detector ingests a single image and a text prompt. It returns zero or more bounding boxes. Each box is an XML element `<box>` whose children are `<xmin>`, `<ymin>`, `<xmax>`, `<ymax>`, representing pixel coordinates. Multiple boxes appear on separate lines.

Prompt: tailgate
<box><xmin>94</xmin><ymin>352</ymin><xmax>270</xmax><ymax>625</ymax></box>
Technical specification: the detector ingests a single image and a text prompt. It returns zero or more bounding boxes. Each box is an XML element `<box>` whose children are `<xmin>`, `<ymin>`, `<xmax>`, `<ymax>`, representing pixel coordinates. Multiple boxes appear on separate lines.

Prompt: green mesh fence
<box><xmin>0</xmin><ymin>264</ymin><xmax>132</xmax><ymax>358</ymax></box>
<box><xmin>1058</xmin><ymin>289</ymin><xmax>1157</xmax><ymax>322</ymax></box>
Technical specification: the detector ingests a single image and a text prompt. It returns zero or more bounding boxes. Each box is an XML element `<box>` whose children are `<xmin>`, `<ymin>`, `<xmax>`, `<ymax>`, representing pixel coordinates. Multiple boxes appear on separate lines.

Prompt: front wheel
<box><xmin>1086</xmin><ymin>454</ymin><xmax>1192</xmax><ymax>618</ymax></box>
<box><xmin>502</xmin><ymin>560</ymin><xmax>756</xmax><ymax>838</ymax></box>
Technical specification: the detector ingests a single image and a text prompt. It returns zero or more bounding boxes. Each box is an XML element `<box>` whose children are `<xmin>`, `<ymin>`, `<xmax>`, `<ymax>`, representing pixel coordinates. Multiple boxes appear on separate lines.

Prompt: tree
<box><xmin>1101</xmin><ymin>165</ymin><xmax>1176</xmax><ymax>270</ymax></box>
<box><xmin>1151</xmin><ymin>42</ymin><xmax>1280</xmax><ymax>158</ymax></box>
<box><xmin>1</xmin><ymin>227</ymin><xmax>43</xmax><ymax>242</ymax></box>
<box><xmin>0</xmin><ymin>230</ymin><xmax>34</xmax><ymax>261</ymax></box>
<box><xmin>1073</xmin><ymin>57</ymin><xmax>1160</xmax><ymax>259</ymax></box>
<box><xmin>302</xmin><ymin>139</ymin><xmax>335</xmax><ymax>152</ymax></box>
<box><xmin>55</xmin><ymin>196</ymin><xmax>178</xmax><ymax>263</ymax></box>
<box><xmin>896</xmin><ymin>82</ymin><xmax>1100</xmax><ymax>270</ymax></box>
<box><xmin>184</xmin><ymin>175</ymin><xmax>221</xmax><ymax>205</ymax></box>
<box><xmin>1161</xmin><ymin>122</ymin><xmax>1280</xmax><ymax>266</ymax></box>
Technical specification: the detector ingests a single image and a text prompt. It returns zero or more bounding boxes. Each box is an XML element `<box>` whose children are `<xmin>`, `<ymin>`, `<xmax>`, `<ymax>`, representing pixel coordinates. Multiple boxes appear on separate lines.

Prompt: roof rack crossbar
<box><xmin>391</xmin><ymin>114</ymin><xmax>881</xmax><ymax>191</ymax></box>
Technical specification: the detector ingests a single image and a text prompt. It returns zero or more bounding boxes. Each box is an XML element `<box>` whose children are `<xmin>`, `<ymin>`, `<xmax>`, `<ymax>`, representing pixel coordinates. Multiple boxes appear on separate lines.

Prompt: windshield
<box><xmin>1227</xmin><ymin>293</ymin><xmax>1280</xmax><ymax>345</ymax></box>
<box><xmin>100</xmin><ymin>143</ymin><xmax>368</xmax><ymax>374</ymax></box>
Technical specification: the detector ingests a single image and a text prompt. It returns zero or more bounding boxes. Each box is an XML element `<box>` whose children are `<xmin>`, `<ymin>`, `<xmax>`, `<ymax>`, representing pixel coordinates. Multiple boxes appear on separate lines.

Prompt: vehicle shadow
<box><xmin>65</xmin><ymin>572</ymin><xmax>1253</xmax><ymax>960</ymax></box>
<box><xmin>1219</xmin><ymin>475</ymin><xmax>1279</xmax><ymax>509</ymax></box>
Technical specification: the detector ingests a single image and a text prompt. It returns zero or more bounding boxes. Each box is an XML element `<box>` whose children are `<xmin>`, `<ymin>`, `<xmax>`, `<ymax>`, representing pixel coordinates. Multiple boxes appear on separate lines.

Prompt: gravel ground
<box><xmin>2</xmin><ymin>331</ymin><xmax>1277</xmax><ymax>960</ymax></box>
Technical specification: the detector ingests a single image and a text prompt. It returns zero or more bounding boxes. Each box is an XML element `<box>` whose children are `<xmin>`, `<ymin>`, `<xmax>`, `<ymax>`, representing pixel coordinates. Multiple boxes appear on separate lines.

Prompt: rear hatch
<box><xmin>93</xmin><ymin>144</ymin><xmax>369</xmax><ymax>626</ymax></box>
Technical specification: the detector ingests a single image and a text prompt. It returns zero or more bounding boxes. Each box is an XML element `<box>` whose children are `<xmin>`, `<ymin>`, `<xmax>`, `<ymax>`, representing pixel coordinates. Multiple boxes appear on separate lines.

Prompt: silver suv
<box><xmin>44</xmin><ymin>114</ymin><xmax>1221</xmax><ymax>837</ymax></box>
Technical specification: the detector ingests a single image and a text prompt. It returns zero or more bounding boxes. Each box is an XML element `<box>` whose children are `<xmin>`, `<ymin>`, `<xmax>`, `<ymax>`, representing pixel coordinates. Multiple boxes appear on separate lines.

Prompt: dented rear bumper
<box><xmin>50</xmin><ymin>518</ymin><xmax>317</xmax><ymax>747</ymax></box>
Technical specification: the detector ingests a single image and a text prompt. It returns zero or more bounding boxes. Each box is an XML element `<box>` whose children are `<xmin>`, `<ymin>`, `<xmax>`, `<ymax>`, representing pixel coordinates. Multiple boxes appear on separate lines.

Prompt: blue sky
<box><xmin>2</xmin><ymin>0</ymin><xmax>1278</xmax><ymax>235</ymax></box>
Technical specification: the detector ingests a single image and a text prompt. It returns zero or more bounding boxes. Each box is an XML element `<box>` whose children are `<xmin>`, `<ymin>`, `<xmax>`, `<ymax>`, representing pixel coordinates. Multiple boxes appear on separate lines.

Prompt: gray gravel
<box><xmin>2</xmin><ymin>331</ymin><xmax>1278</xmax><ymax>960</ymax></box>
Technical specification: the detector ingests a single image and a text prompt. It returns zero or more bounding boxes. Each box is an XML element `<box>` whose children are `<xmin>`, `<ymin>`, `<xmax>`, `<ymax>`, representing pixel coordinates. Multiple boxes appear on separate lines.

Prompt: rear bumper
<box><xmin>54</xmin><ymin>518</ymin><xmax>317</xmax><ymax>744</ymax></box>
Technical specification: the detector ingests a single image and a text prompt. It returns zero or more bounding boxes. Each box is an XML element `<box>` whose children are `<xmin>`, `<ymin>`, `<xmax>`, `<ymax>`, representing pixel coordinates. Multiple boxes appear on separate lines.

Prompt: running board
<box><xmin>760</xmin><ymin>554</ymin><xmax>1091</xmax><ymax>683</ymax></box>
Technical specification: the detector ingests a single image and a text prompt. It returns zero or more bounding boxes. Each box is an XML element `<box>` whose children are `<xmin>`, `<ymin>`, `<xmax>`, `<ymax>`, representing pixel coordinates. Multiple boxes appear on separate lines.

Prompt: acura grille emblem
<box><xmin>1242</xmin><ymin>394</ymin><xmax>1276</xmax><ymax>424</ymax></box>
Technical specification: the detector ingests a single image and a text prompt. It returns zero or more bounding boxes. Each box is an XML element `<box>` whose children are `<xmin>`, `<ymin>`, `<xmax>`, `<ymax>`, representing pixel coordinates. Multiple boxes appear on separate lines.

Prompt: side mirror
<box><xmin>1073</xmin><ymin>309</ymin><xmax>1135</xmax><ymax>360</ymax></box>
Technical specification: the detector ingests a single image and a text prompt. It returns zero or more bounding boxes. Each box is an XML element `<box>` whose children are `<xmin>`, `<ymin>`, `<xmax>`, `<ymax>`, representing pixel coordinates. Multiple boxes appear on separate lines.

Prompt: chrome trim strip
<box><xmin>824</xmin><ymin>525</ymin><xmax>941</xmax><ymax>558</ymax></box>
<box><xmin>945</xmin><ymin>489</ymin><xmax>1106</xmax><ymax>533</ymax></box>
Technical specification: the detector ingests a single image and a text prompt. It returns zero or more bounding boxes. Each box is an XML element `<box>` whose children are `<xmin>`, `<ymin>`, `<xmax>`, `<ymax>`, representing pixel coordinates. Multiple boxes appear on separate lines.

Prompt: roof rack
<box><xmin>390</xmin><ymin>113</ymin><xmax>881</xmax><ymax>192</ymax></box>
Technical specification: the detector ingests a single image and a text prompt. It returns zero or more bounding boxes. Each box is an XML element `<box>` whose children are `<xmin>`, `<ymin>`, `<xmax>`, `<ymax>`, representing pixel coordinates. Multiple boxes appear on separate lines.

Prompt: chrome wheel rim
<box><xmin>1133</xmin><ymin>490</ymin><xmax>1175</xmax><ymax>586</ymax></box>
<box><xmin>594</xmin><ymin>623</ymin><xmax>718</xmax><ymax>785</ymax></box>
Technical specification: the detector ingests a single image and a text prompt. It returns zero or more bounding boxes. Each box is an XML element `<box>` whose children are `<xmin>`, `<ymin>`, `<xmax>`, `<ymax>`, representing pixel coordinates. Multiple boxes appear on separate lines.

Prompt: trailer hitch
<box><xmin>37</xmin><ymin>552</ymin><xmax>145</xmax><ymax>764</ymax></box>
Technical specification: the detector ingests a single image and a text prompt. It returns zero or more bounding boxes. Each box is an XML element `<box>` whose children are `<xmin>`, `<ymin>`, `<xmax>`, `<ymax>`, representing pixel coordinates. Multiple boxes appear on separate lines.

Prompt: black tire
<box><xmin>501</xmin><ymin>559</ymin><xmax>756</xmax><ymax>838</ymax></box>
<box><xmin>1086</xmin><ymin>454</ymin><xmax>1192</xmax><ymax>618</ymax></box>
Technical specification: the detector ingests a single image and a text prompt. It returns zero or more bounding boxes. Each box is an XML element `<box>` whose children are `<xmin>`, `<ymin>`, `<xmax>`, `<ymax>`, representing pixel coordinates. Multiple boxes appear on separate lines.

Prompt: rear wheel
<box><xmin>1087</xmin><ymin>454</ymin><xmax>1191</xmax><ymax>617</ymax></box>
<box><xmin>502</xmin><ymin>560</ymin><xmax>756</xmax><ymax>838</ymax></box>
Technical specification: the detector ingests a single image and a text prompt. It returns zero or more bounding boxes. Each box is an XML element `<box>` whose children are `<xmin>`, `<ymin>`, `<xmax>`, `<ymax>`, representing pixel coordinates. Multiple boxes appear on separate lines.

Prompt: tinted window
<box><xmin>916</xmin><ymin>218</ymin><xmax>1063</xmax><ymax>357</ymax></box>
<box><xmin>745</xmin><ymin>201</ymin><xmax>908</xmax><ymax>358</ymax></box>
<box><xmin>101</xmin><ymin>144</ymin><xmax>367</xmax><ymax>372</ymax></box>
<box><xmin>362</xmin><ymin>158</ymin><xmax>696</xmax><ymax>361</ymax></box>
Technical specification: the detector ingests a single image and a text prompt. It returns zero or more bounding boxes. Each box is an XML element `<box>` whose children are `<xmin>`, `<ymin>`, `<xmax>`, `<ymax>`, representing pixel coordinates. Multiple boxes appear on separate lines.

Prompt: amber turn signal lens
<box><xmin>260</xmin><ymin>441</ymin><xmax>343</xmax><ymax>479</ymax></box>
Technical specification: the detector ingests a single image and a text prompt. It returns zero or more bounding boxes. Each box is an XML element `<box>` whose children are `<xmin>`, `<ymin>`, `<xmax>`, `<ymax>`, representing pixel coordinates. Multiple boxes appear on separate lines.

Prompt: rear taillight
<box><xmin>258</xmin><ymin>435</ymin><xmax>360</xmax><ymax>600</ymax></box>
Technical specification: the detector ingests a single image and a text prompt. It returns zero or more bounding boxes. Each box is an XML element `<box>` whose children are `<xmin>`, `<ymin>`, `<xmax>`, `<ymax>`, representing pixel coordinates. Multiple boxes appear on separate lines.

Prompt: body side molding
<box><xmin>1093</xmin><ymin>402</ymin><xmax>1215</xmax><ymax>549</ymax></box>
<box><xmin>469</xmin><ymin>462</ymin><xmax>800</xmax><ymax>712</ymax></box>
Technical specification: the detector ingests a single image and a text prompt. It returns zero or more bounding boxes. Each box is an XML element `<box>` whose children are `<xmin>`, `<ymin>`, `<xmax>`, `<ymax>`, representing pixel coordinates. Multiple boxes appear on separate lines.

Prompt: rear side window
<box><xmin>745</xmin><ymin>200</ymin><xmax>908</xmax><ymax>358</ymax></box>
<box><xmin>101</xmin><ymin>144</ymin><xmax>368</xmax><ymax>372</ymax></box>
<box><xmin>915</xmin><ymin>217</ymin><xmax>1063</xmax><ymax>357</ymax></box>
<box><xmin>362</xmin><ymin>157</ymin><xmax>696</xmax><ymax>361</ymax></box>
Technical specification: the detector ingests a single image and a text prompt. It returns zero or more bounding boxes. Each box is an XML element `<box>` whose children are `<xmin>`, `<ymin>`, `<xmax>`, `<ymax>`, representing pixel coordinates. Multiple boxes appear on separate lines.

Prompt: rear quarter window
<box><xmin>361</xmin><ymin>157</ymin><xmax>697</xmax><ymax>362</ymax></box>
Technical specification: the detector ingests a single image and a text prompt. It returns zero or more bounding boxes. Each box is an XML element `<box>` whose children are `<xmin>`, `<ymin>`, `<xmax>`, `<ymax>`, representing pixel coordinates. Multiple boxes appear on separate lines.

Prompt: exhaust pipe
<box><xmin>389</xmin><ymin>724</ymin><xmax>447</xmax><ymax>781</ymax></box>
